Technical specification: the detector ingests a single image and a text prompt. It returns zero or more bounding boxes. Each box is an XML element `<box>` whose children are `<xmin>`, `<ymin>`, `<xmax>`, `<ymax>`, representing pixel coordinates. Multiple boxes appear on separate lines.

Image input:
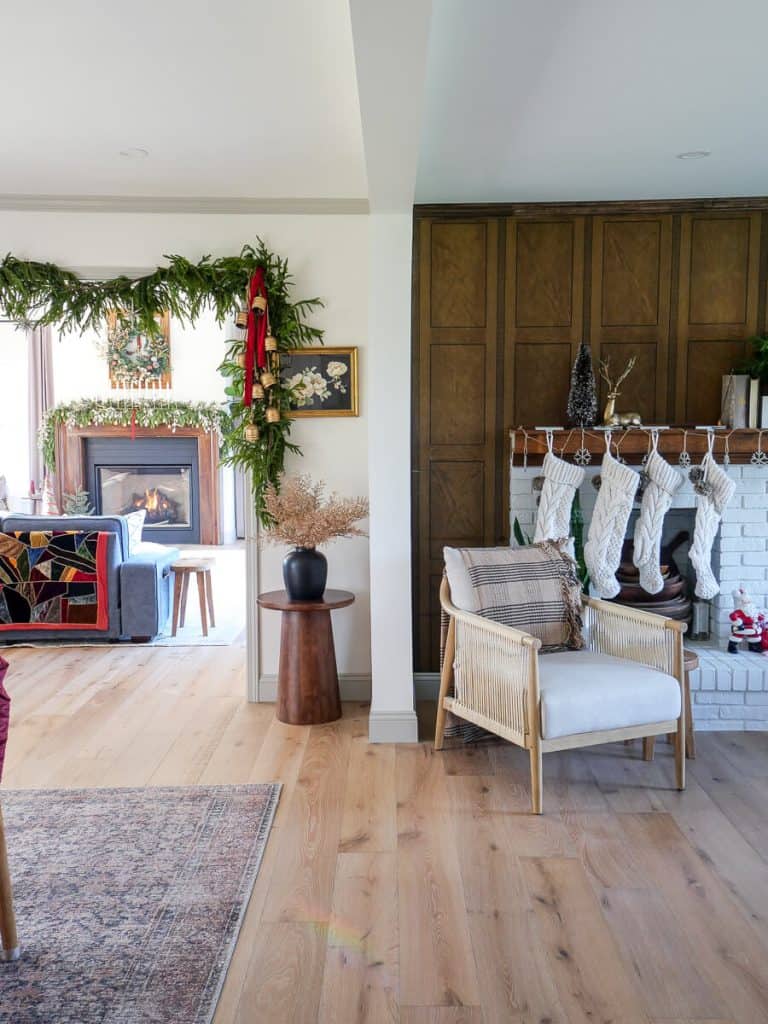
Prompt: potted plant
<box><xmin>263</xmin><ymin>476</ymin><xmax>369</xmax><ymax>601</ymax></box>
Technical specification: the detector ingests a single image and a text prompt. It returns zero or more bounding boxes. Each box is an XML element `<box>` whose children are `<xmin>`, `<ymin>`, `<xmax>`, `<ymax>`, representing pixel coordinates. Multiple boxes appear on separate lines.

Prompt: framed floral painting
<box><xmin>106</xmin><ymin>311</ymin><xmax>171</xmax><ymax>390</ymax></box>
<box><xmin>284</xmin><ymin>347</ymin><xmax>359</xmax><ymax>417</ymax></box>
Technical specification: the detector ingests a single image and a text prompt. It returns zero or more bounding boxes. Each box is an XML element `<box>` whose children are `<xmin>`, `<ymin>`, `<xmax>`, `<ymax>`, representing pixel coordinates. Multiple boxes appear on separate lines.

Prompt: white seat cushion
<box><xmin>538</xmin><ymin>650</ymin><xmax>681</xmax><ymax>741</ymax></box>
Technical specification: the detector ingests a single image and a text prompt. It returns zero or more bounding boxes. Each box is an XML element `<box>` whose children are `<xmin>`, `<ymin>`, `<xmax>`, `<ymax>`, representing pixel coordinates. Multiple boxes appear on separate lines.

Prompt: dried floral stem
<box><xmin>262</xmin><ymin>476</ymin><xmax>368</xmax><ymax>548</ymax></box>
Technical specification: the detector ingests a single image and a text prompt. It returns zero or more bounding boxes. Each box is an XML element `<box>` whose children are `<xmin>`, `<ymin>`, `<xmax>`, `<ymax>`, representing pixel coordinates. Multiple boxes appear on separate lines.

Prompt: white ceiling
<box><xmin>416</xmin><ymin>0</ymin><xmax>768</xmax><ymax>203</ymax></box>
<box><xmin>0</xmin><ymin>0</ymin><xmax>367</xmax><ymax>201</ymax></box>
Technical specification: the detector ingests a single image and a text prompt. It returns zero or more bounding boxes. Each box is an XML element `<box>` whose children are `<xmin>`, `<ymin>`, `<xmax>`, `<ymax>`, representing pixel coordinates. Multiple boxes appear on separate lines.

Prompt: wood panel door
<box><xmin>590</xmin><ymin>214</ymin><xmax>673</xmax><ymax>423</ymax></box>
<box><xmin>675</xmin><ymin>212</ymin><xmax>761</xmax><ymax>422</ymax></box>
<box><xmin>414</xmin><ymin>219</ymin><xmax>499</xmax><ymax>671</ymax></box>
<box><xmin>504</xmin><ymin>217</ymin><xmax>585</xmax><ymax>427</ymax></box>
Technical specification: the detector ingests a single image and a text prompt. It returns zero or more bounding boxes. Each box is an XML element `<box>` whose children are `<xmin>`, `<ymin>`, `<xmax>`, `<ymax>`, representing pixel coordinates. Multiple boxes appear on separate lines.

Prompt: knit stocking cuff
<box><xmin>602</xmin><ymin>450</ymin><xmax>640</xmax><ymax>494</ymax></box>
<box><xmin>542</xmin><ymin>451</ymin><xmax>585</xmax><ymax>488</ymax></box>
<box><xmin>704</xmin><ymin>456</ymin><xmax>736</xmax><ymax>514</ymax></box>
<box><xmin>645</xmin><ymin>450</ymin><xmax>683</xmax><ymax>496</ymax></box>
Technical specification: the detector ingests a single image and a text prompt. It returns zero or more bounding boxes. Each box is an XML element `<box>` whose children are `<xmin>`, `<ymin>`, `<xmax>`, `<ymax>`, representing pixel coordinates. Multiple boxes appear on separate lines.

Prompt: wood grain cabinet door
<box><xmin>414</xmin><ymin>219</ymin><xmax>499</xmax><ymax>671</ymax></box>
<box><xmin>504</xmin><ymin>217</ymin><xmax>585</xmax><ymax>427</ymax></box>
<box><xmin>676</xmin><ymin>212</ymin><xmax>761</xmax><ymax>423</ymax></box>
<box><xmin>590</xmin><ymin>214</ymin><xmax>672</xmax><ymax>423</ymax></box>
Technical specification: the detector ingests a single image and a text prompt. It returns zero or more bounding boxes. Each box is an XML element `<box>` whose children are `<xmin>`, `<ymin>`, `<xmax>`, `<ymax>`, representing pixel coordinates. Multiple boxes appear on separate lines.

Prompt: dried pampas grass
<box><xmin>263</xmin><ymin>475</ymin><xmax>369</xmax><ymax>548</ymax></box>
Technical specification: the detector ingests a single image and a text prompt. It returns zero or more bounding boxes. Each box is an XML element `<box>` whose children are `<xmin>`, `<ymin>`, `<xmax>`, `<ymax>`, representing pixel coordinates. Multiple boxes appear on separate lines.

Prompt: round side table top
<box><xmin>683</xmin><ymin>648</ymin><xmax>700</xmax><ymax>670</ymax></box>
<box><xmin>257</xmin><ymin>589</ymin><xmax>355</xmax><ymax>612</ymax></box>
<box><xmin>172</xmin><ymin>557</ymin><xmax>215</xmax><ymax>572</ymax></box>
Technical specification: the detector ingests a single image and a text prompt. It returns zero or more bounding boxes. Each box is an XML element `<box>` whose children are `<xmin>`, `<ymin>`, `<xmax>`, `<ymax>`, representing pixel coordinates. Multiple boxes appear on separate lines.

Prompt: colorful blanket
<box><xmin>0</xmin><ymin>531</ymin><xmax>109</xmax><ymax>631</ymax></box>
<box><xmin>0</xmin><ymin>657</ymin><xmax>9</xmax><ymax>780</ymax></box>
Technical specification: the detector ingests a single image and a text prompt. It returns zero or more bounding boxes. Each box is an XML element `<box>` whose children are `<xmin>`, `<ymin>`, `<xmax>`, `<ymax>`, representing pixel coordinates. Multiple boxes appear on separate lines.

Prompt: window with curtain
<box><xmin>0</xmin><ymin>322</ymin><xmax>31</xmax><ymax>502</ymax></box>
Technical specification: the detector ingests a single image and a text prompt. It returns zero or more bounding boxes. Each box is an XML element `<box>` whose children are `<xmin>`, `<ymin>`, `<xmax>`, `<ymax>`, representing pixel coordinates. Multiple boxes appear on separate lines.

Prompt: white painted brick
<box><xmin>510</xmin><ymin>479</ymin><xmax>535</xmax><ymax>495</ymax></box>
<box><xmin>692</xmin><ymin>705</ymin><xmax>721</xmax><ymax>719</ymax></box>
<box><xmin>720</xmin><ymin>704</ymin><xmax>768</xmax><ymax>719</ymax></box>
<box><xmin>720</xmin><ymin>524</ymin><xmax>745</xmax><ymax>538</ymax></box>
<box><xmin>716</xmin><ymin>669</ymin><xmax>733</xmax><ymax>691</ymax></box>
<box><xmin>694</xmin><ymin>692</ymin><xmax>744</xmax><ymax>704</ymax></box>
<box><xmin>718</xmin><ymin>552</ymin><xmax>744</xmax><ymax>566</ymax></box>
<box><xmin>747</xmin><ymin>667</ymin><xmax>766</xmax><ymax>690</ymax></box>
<box><xmin>742</xmin><ymin>524</ymin><xmax>768</xmax><ymax>537</ymax></box>
<box><xmin>742</xmin><ymin>494</ymin><xmax>768</xmax><ymax>508</ymax></box>
<box><xmin>720</xmin><ymin>537</ymin><xmax>764</xmax><ymax>552</ymax></box>
<box><xmin>746</xmin><ymin>691</ymin><xmax>768</xmax><ymax>704</ymax></box>
<box><xmin>745</xmin><ymin>721</ymin><xmax>768</xmax><ymax>730</ymax></box>
<box><xmin>732</xmin><ymin>566</ymin><xmax>768</xmax><ymax>580</ymax></box>
<box><xmin>742</xmin><ymin>552</ymin><xmax>768</xmax><ymax>566</ymax></box>
<box><xmin>726</xmin><ymin>509</ymin><xmax>768</xmax><ymax>524</ymax></box>
<box><xmin>695</xmin><ymin>719</ymin><xmax>744</xmax><ymax>730</ymax></box>
<box><xmin>733</xmin><ymin>478</ymin><xmax>768</xmax><ymax>494</ymax></box>
<box><xmin>730</xmin><ymin>667</ymin><xmax>748</xmax><ymax>690</ymax></box>
<box><xmin>699</xmin><ymin>666</ymin><xmax>717</xmax><ymax>690</ymax></box>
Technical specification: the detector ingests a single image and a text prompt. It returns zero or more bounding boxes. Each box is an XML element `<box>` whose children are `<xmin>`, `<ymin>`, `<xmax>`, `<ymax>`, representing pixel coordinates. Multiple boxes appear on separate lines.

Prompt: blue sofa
<box><xmin>0</xmin><ymin>514</ymin><xmax>180</xmax><ymax>642</ymax></box>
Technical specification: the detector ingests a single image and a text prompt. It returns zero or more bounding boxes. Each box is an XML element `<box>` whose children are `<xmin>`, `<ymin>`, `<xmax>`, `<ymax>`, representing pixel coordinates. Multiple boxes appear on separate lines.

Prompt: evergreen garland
<box><xmin>1</xmin><ymin>240</ymin><xmax>324</xmax><ymax>524</ymax></box>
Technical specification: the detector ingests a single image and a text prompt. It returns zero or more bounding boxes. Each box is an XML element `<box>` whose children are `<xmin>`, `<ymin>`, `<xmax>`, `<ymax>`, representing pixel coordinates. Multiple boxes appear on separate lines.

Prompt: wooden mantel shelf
<box><xmin>510</xmin><ymin>427</ymin><xmax>767</xmax><ymax>466</ymax></box>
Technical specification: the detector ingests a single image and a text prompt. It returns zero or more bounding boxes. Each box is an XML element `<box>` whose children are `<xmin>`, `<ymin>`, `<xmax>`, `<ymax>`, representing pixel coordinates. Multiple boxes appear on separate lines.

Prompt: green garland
<box><xmin>40</xmin><ymin>398</ymin><xmax>226</xmax><ymax>472</ymax></box>
<box><xmin>1</xmin><ymin>240</ymin><xmax>324</xmax><ymax>523</ymax></box>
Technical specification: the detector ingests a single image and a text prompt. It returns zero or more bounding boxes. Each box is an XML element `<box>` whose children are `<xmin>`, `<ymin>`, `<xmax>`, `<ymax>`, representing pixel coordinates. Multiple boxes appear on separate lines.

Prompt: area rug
<box><xmin>0</xmin><ymin>784</ymin><xmax>280</xmax><ymax>1023</ymax></box>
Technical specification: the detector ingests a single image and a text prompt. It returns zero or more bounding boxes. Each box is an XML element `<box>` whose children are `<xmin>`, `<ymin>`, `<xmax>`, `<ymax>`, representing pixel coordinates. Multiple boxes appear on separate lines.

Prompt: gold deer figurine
<box><xmin>599</xmin><ymin>356</ymin><xmax>642</xmax><ymax>427</ymax></box>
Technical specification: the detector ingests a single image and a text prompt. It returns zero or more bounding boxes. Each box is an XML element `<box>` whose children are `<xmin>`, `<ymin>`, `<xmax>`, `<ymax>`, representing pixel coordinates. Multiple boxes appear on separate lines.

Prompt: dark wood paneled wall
<box><xmin>412</xmin><ymin>197</ymin><xmax>768</xmax><ymax>671</ymax></box>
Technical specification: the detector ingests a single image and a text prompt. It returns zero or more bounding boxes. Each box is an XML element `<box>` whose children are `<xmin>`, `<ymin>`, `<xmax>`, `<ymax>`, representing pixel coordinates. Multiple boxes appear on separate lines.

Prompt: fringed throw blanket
<box><xmin>441</xmin><ymin>540</ymin><xmax>584</xmax><ymax>742</ymax></box>
<box><xmin>0</xmin><ymin>531</ymin><xmax>109</xmax><ymax>630</ymax></box>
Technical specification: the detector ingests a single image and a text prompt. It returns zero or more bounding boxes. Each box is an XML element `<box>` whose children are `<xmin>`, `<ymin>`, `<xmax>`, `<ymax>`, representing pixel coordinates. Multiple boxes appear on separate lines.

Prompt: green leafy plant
<box><xmin>570</xmin><ymin>488</ymin><xmax>590</xmax><ymax>592</ymax></box>
<box><xmin>512</xmin><ymin>517</ymin><xmax>532</xmax><ymax>546</ymax></box>
<box><xmin>62</xmin><ymin>487</ymin><xmax>94</xmax><ymax>515</ymax></box>
<box><xmin>2</xmin><ymin>240</ymin><xmax>323</xmax><ymax>524</ymax></box>
<box><xmin>738</xmin><ymin>334</ymin><xmax>768</xmax><ymax>382</ymax></box>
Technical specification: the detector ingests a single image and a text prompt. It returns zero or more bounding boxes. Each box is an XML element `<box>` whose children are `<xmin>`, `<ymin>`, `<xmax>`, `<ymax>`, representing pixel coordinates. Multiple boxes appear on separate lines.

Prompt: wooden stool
<box><xmin>643</xmin><ymin>648</ymin><xmax>698</xmax><ymax>762</ymax></box>
<box><xmin>257</xmin><ymin>590</ymin><xmax>355</xmax><ymax>725</ymax></box>
<box><xmin>171</xmin><ymin>558</ymin><xmax>215</xmax><ymax>637</ymax></box>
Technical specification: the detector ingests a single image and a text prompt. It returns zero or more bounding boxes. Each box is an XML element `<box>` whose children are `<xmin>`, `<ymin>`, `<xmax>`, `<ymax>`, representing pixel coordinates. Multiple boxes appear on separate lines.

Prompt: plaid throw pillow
<box><xmin>443</xmin><ymin>540</ymin><xmax>584</xmax><ymax>652</ymax></box>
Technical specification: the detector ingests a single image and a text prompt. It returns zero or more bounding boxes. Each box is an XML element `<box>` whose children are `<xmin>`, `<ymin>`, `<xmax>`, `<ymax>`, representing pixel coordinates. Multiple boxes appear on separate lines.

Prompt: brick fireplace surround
<box><xmin>510</xmin><ymin>459</ymin><xmax>768</xmax><ymax>730</ymax></box>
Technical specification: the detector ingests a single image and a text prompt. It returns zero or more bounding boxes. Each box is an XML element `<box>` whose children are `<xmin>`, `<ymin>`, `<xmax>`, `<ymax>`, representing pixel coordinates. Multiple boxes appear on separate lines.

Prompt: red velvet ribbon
<box><xmin>244</xmin><ymin>268</ymin><xmax>269</xmax><ymax>406</ymax></box>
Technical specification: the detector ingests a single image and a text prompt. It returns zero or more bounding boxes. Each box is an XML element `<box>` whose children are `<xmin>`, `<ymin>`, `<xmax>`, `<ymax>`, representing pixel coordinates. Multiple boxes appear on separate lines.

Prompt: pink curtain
<box><xmin>27</xmin><ymin>326</ymin><xmax>55</xmax><ymax>490</ymax></box>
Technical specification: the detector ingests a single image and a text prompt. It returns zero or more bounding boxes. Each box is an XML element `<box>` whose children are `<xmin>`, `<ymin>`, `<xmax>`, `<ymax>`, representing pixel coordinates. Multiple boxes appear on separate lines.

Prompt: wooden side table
<box><xmin>257</xmin><ymin>590</ymin><xmax>355</xmax><ymax>725</ymax></box>
<box><xmin>644</xmin><ymin>647</ymin><xmax>698</xmax><ymax>762</ymax></box>
<box><xmin>171</xmin><ymin>558</ymin><xmax>216</xmax><ymax>637</ymax></box>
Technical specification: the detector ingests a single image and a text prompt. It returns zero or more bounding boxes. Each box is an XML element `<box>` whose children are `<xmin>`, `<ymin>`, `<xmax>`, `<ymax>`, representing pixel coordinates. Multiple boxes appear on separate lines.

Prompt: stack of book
<box><xmin>721</xmin><ymin>374</ymin><xmax>768</xmax><ymax>428</ymax></box>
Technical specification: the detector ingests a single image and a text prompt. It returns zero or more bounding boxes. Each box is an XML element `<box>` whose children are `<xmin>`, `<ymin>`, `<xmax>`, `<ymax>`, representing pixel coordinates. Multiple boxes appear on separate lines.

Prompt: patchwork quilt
<box><xmin>0</xmin><ymin>531</ymin><xmax>109</xmax><ymax>630</ymax></box>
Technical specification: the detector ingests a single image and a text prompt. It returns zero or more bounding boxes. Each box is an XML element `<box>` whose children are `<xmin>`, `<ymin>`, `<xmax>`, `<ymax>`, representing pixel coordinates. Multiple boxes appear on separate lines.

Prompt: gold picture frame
<box><xmin>107</xmin><ymin>311</ymin><xmax>172</xmax><ymax>390</ymax></box>
<box><xmin>284</xmin><ymin>346</ymin><xmax>359</xmax><ymax>417</ymax></box>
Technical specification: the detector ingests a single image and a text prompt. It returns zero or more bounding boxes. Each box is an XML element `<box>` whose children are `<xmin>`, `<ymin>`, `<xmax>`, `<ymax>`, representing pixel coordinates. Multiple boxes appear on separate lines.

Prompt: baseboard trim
<box><xmin>368</xmin><ymin>709</ymin><xmax>419</xmax><ymax>744</ymax></box>
<box><xmin>414</xmin><ymin>672</ymin><xmax>440</xmax><ymax>700</ymax></box>
<box><xmin>256</xmin><ymin>673</ymin><xmax>372</xmax><ymax>703</ymax></box>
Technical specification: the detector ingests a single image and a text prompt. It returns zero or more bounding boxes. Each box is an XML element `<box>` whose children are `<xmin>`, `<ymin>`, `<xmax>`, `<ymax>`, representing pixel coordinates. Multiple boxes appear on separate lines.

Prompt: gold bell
<box><xmin>243</xmin><ymin>423</ymin><xmax>260</xmax><ymax>442</ymax></box>
<box><xmin>265</xmin><ymin>407</ymin><xmax>280</xmax><ymax>424</ymax></box>
<box><xmin>251</xmin><ymin>294</ymin><xmax>268</xmax><ymax>315</ymax></box>
<box><xmin>236</xmin><ymin>353</ymin><xmax>247</xmax><ymax>368</ymax></box>
<box><xmin>265</xmin><ymin>334</ymin><xmax>278</xmax><ymax>352</ymax></box>
<box><xmin>260</xmin><ymin>371</ymin><xmax>277</xmax><ymax>388</ymax></box>
<box><xmin>252</xmin><ymin>382</ymin><xmax>265</xmax><ymax>400</ymax></box>
<box><xmin>235</xmin><ymin>310</ymin><xmax>248</xmax><ymax>329</ymax></box>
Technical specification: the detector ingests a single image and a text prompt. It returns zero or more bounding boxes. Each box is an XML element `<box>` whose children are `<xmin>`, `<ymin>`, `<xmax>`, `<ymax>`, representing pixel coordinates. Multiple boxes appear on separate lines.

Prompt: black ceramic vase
<box><xmin>283</xmin><ymin>547</ymin><xmax>328</xmax><ymax>601</ymax></box>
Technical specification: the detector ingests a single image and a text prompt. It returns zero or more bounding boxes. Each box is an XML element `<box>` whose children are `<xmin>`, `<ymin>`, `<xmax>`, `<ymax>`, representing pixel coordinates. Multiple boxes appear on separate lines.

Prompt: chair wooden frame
<box><xmin>434</xmin><ymin>577</ymin><xmax>686</xmax><ymax>813</ymax></box>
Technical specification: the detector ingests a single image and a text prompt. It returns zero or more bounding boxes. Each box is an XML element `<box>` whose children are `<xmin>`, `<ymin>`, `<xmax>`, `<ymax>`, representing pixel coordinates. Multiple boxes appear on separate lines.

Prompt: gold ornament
<box><xmin>265</xmin><ymin>407</ymin><xmax>280</xmax><ymax>424</ymax></box>
<box><xmin>265</xmin><ymin>334</ymin><xmax>277</xmax><ymax>352</ymax></box>
<box><xmin>251</xmin><ymin>294</ymin><xmax>268</xmax><ymax>315</ymax></box>
<box><xmin>236</xmin><ymin>353</ymin><xmax>246</xmax><ymax>368</ymax></box>
<box><xmin>235</xmin><ymin>310</ymin><xmax>248</xmax><ymax>329</ymax></box>
<box><xmin>260</xmin><ymin>370</ymin><xmax>277</xmax><ymax>388</ymax></box>
<box><xmin>598</xmin><ymin>356</ymin><xmax>642</xmax><ymax>427</ymax></box>
<box><xmin>243</xmin><ymin>423</ymin><xmax>260</xmax><ymax>442</ymax></box>
<box><xmin>252</xmin><ymin>382</ymin><xmax>265</xmax><ymax>400</ymax></box>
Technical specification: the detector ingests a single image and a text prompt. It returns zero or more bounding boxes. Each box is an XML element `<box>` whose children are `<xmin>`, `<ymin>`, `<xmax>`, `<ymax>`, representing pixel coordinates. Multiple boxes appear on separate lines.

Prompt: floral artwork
<box><xmin>105</xmin><ymin>311</ymin><xmax>171</xmax><ymax>389</ymax></box>
<box><xmin>284</xmin><ymin>347</ymin><xmax>358</xmax><ymax>417</ymax></box>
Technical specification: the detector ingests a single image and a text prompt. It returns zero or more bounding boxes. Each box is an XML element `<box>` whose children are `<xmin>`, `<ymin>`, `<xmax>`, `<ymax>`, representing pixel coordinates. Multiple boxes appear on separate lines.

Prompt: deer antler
<box><xmin>614</xmin><ymin>355</ymin><xmax>637</xmax><ymax>388</ymax></box>
<box><xmin>598</xmin><ymin>358</ymin><xmax>614</xmax><ymax>389</ymax></box>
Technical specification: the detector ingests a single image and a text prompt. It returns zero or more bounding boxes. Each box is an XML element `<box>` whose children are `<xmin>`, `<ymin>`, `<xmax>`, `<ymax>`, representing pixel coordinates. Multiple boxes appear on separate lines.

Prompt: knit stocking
<box><xmin>633</xmin><ymin>451</ymin><xmax>683</xmax><ymax>595</ymax></box>
<box><xmin>533</xmin><ymin>452</ymin><xmax>585</xmax><ymax>544</ymax></box>
<box><xmin>690</xmin><ymin>455</ymin><xmax>736</xmax><ymax>599</ymax></box>
<box><xmin>584</xmin><ymin>451</ymin><xmax>639</xmax><ymax>598</ymax></box>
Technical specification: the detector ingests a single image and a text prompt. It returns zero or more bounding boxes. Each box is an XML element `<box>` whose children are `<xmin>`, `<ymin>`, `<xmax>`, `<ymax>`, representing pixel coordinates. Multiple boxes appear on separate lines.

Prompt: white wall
<box><xmin>0</xmin><ymin>323</ymin><xmax>30</xmax><ymax>497</ymax></box>
<box><xmin>0</xmin><ymin>210</ymin><xmax>370</xmax><ymax>679</ymax></box>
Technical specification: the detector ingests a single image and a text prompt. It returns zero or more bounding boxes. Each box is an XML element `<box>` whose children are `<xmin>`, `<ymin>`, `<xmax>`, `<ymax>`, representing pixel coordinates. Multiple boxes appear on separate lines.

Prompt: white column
<box><xmin>245</xmin><ymin>470</ymin><xmax>261</xmax><ymax>702</ymax></box>
<box><xmin>367</xmin><ymin>213</ymin><xmax>418</xmax><ymax>742</ymax></box>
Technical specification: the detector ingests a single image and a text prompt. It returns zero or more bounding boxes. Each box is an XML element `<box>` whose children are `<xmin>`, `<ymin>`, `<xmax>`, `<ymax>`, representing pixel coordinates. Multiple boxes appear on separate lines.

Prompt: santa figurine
<box><xmin>729</xmin><ymin>585</ymin><xmax>768</xmax><ymax>653</ymax></box>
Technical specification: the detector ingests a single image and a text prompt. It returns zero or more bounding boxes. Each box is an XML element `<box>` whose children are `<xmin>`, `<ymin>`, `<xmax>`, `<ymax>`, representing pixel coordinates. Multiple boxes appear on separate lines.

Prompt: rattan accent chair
<box><xmin>434</xmin><ymin>577</ymin><xmax>686</xmax><ymax>813</ymax></box>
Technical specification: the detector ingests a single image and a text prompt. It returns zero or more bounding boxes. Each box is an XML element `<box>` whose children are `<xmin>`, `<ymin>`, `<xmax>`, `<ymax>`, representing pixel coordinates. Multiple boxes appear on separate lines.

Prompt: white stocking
<box><xmin>533</xmin><ymin>451</ymin><xmax>585</xmax><ymax>544</ymax></box>
<box><xmin>584</xmin><ymin>448</ymin><xmax>639</xmax><ymax>598</ymax></box>
<box><xmin>633</xmin><ymin>450</ymin><xmax>683</xmax><ymax>595</ymax></box>
<box><xmin>690</xmin><ymin>454</ymin><xmax>736</xmax><ymax>599</ymax></box>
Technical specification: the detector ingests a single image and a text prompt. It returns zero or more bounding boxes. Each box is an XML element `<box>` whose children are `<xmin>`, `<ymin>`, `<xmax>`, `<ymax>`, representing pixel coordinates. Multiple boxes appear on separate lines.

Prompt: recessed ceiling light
<box><xmin>119</xmin><ymin>147</ymin><xmax>149</xmax><ymax>160</ymax></box>
<box><xmin>676</xmin><ymin>150</ymin><xmax>710</xmax><ymax>160</ymax></box>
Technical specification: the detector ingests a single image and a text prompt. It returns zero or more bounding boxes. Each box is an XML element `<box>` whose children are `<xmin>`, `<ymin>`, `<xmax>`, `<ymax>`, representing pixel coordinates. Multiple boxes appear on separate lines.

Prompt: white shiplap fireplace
<box><xmin>510</xmin><ymin>459</ymin><xmax>768</xmax><ymax>730</ymax></box>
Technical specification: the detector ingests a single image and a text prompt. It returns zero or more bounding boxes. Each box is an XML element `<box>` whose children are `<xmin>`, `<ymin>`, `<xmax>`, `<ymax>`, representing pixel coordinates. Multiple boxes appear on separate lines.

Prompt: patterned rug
<box><xmin>0</xmin><ymin>784</ymin><xmax>280</xmax><ymax>1023</ymax></box>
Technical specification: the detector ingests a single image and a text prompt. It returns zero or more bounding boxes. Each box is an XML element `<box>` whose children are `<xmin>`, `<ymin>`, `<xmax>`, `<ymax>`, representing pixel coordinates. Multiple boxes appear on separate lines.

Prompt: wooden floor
<box><xmin>3</xmin><ymin>645</ymin><xmax>768</xmax><ymax>1023</ymax></box>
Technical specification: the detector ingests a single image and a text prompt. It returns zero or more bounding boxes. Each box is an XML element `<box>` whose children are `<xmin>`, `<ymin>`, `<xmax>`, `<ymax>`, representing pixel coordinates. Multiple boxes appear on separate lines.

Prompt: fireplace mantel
<box><xmin>510</xmin><ymin>427</ymin><xmax>765</xmax><ymax>466</ymax></box>
<box><xmin>54</xmin><ymin>423</ymin><xmax>220</xmax><ymax>544</ymax></box>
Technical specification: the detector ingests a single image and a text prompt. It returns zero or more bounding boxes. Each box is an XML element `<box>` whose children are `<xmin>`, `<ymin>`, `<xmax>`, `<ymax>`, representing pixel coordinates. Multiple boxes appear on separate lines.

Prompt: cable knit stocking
<box><xmin>584</xmin><ymin>451</ymin><xmax>639</xmax><ymax>598</ymax></box>
<box><xmin>690</xmin><ymin>455</ymin><xmax>736</xmax><ymax>599</ymax></box>
<box><xmin>533</xmin><ymin>452</ymin><xmax>585</xmax><ymax>544</ymax></box>
<box><xmin>633</xmin><ymin>451</ymin><xmax>683</xmax><ymax>595</ymax></box>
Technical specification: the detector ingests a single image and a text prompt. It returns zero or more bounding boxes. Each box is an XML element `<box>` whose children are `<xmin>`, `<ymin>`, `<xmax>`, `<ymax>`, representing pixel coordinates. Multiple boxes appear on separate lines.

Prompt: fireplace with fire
<box><xmin>85</xmin><ymin>437</ymin><xmax>201</xmax><ymax>544</ymax></box>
